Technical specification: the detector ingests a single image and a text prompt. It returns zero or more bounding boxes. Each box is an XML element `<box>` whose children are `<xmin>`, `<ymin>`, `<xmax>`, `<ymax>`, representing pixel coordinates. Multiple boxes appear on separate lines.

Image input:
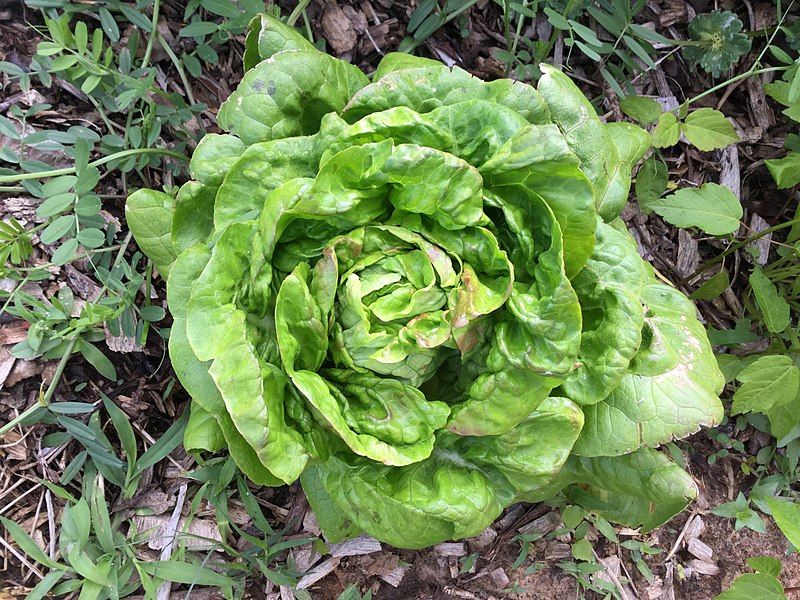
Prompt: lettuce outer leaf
<box><xmin>522</xmin><ymin>448</ymin><xmax>698</xmax><ymax>532</ymax></box>
<box><xmin>312</xmin><ymin>397</ymin><xmax>582</xmax><ymax>548</ymax></box>
<box><xmin>602</xmin><ymin>122</ymin><xmax>651</xmax><ymax>219</ymax></box>
<box><xmin>574</xmin><ymin>283</ymin><xmax>724</xmax><ymax>456</ymax></box>
<box><xmin>537</xmin><ymin>64</ymin><xmax>624</xmax><ymax>222</ymax></box>
<box><xmin>243</xmin><ymin>13</ymin><xmax>316</xmax><ymax>71</ymax></box>
<box><xmin>184</xmin><ymin>401</ymin><xmax>225</xmax><ymax>453</ymax></box>
<box><xmin>125</xmin><ymin>189</ymin><xmax>176</xmax><ymax>277</ymax></box>
<box><xmin>560</xmin><ymin>219</ymin><xmax>646</xmax><ymax>405</ymax></box>
<box><xmin>186</xmin><ymin>223</ymin><xmax>310</xmax><ymax>483</ymax></box>
<box><xmin>343</xmin><ymin>62</ymin><xmax>550</xmax><ymax>125</ymax></box>
<box><xmin>218</xmin><ymin>50</ymin><xmax>369</xmax><ymax>145</ymax></box>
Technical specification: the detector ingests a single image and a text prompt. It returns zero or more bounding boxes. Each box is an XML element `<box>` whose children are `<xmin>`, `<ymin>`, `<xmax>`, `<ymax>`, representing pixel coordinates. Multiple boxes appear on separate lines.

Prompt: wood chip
<box><xmin>595</xmin><ymin>556</ymin><xmax>635</xmax><ymax>600</ymax></box>
<box><xmin>467</xmin><ymin>526</ymin><xmax>497</xmax><ymax>552</ymax></box>
<box><xmin>746</xmin><ymin>76</ymin><xmax>775</xmax><ymax>132</ymax></box>
<box><xmin>321</xmin><ymin>4</ymin><xmax>359</xmax><ymax>54</ymax></box>
<box><xmin>380</xmin><ymin>565</ymin><xmax>408</xmax><ymax>587</ymax></box>
<box><xmin>329</xmin><ymin>534</ymin><xmax>381</xmax><ymax>557</ymax></box>
<box><xmin>296</xmin><ymin>557</ymin><xmax>341</xmax><ymax>589</ymax></box>
<box><xmin>489</xmin><ymin>567</ymin><xmax>509</xmax><ymax>588</ymax></box>
<box><xmin>687</xmin><ymin>559</ymin><xmax>719</xmax><ymax>576</ymax></box>
<box><xmin>279</xmin><ymin>586</ymin><xmax>294</xmax><ymax>600</ymax></box>
<box><xmin>719</xmin><ymin>145</ymin><xmax>741</xmax><ymax>201</ymax></box>
<box><xmin>0</xmin><ymin>321</ymin><xmax>29</xmax><ymax>345</ymax></box>
<box><xmin>676</xmin><ymin>229</ymin><xmax>699</xmax><ymax>278</ymax></box>
<box><xmin>545</xmin><ymin>541</ymin><xmax>571</xmax><ymax>560</ymax></box>
<box><xmin>686</xmin><ymin>538</ymin><xmax>713</xmax><ymax>562</ymax></box>
<box><xmin>683</xmin><ymin>515</ymin><xmax>706</xmax><ymax>542</ymax></box>
<box><xmin>293</xmin><ymin>545</ymin><xmax>321</xmax><ymax>573</ymax></box>
<box><xmin>747</xmin><ymin>214</ymin><xmax>772</xmax><ymax>265</ymax></box>
<box><xmin>495</xmin><ymin>504</ymin><xmax>526</xmax><ymax>530</ymax></box>
<box><xmin>518</xmin><ymin>511</ymin><xmax>560</xmax><ymax>536</ymax></box>
<box><xmin>436</xmin><ymin>542</ymin><xmax>467</xmax><ymax>557</ymax></box>
<box><xmin>0</xmin><ymin>346</ymin><xmax>16</xmax><ymax>389</ymax></box>
<box><xmin>0</xmin><ymin>197</ymin><xmax>43</xmax><ymax>223</ymax></box>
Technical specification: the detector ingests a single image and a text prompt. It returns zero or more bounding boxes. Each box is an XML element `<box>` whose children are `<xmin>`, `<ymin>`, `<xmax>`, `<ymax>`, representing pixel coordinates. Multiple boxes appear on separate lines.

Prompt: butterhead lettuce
<box><xmin>126</xmin><ymin>14</ymin><xmax>723</xmax><ymax>549</ymax></box>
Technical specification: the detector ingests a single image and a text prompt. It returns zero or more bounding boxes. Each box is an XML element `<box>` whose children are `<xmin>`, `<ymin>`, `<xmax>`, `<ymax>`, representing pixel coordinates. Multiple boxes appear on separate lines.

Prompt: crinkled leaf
<box><xmin>480</xmin><ymin>126</ymin><xmax>596</xmax><ymax>276</ymax></box>
<box><xmin>575</xmin><ymin>284</ymin><xmax>724</xmax><ymax>456</ymax></box>
<box><xmin>561</xmin><ymin>220</ymin><xmax>646</xmax><ymax>405</ymax></box>
<box><xmin>167</xmin><ymin>245</ymin><xmax>282</xmax><ymax>486</ymax></box>
<box><xmin>310</xmin><ymin>397</ymin><xmax>582</xmax><ymax>548</ymax></box>
<box><xmin>218</xmin><ymin>50</ymin><xmax>369</xmax><ymax>144</ymax></box>
<box><xmin>187</xmin><ymin>223</ymin><xmax>309</xmax><ymax>483</ymax></box>
<box><xmin>172</xmin><ymin>181</ymin><xmax>217</xmax><ymax>254</ymax></box>
<box><xmin>243</xmin><ymin>13</ymin><xmax>315</xmax><ymax>71</ymax></box>
<box><xmin>343</xmin><ymin>62</ymin><xmax>550</xmax><ymax>125</ymax></box>
<box><xmin>189</xmin><ymin>134</ymin><xmax>246</xmax><ymax>187</ymax></box>
<box><xmin>538</xmin><ymin>64</ymin><xmax>623</xmax><ymax>221</ymax></box>
<box><xmin>524</xmin><ymin>448</ymin><xmax>698</xmax><ymax>532</ymax></box>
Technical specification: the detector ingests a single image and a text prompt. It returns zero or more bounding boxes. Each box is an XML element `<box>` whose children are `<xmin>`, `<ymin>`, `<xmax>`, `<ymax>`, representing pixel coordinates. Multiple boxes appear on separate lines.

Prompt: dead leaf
<box><xmin>132</xmin><ymin>514</ymin><xmax>223</xmax><ymax>551</ymax></box>
<box><xmin>5</xmin><ymin>359</ymin><xmax>44</xmax><ymax>388</ymax></box>
<box><xmin>0</xmin><ymin>346</ymin><xmax>16</xmax><ymax>388</ymax></box>
<box><xmin>0</xmin><ymin>429</ymin><xmax>27</xmax><ymax>460</ymax></box>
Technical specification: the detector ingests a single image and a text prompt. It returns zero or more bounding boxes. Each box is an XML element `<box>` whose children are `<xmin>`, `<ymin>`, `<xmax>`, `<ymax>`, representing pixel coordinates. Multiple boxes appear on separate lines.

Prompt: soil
<box><xmin>1</xmin><ymin>1</ymin><xmax>799</xmax><ymax>599</ymax></box>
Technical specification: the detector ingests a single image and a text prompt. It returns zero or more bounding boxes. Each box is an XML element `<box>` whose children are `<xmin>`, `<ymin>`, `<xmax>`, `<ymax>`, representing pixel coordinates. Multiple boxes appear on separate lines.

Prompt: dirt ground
<box><xmin>1</xmin><ymin>1</ymin><xmax>799</xmax><ymax>599</ymax></box>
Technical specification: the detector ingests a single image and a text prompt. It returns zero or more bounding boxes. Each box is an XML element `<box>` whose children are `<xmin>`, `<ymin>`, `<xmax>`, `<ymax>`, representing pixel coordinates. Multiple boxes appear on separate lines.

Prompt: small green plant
<box><xmin>712</xmin><ymin>493</ymin><xmax>768</xmax><ymax>534</ymax></box>
<box><xmin>684</xmin><ymin>11</ymin><xmax>752</xmax><ymax>77</ymax></box>
<box><xmin>716</xmin><ymin>556</ymin><xmax>790</xmax><ymax>600</ymax></box>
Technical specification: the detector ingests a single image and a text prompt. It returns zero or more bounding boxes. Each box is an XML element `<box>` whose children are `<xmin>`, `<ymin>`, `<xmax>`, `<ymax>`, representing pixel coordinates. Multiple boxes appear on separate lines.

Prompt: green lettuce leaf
<box><xmin>523</xmin><ymin>448</ymin><xmax>697</xmax><ymax>532</ymax></box>
<box><xmin>560</xmin><ymin>220</ymin><xmax>646</xmax><ymax>405</ymax></box>
<box><xmin>311</xmin><ymin>396</ymin><xmax>582</xmax><ymax>548</ymax></box>
<box><xmin>125</xmin><ymin>189</ymin><xmax>176</xmax><ymax>277</ymax></box>
<box><xmin>538</xmin><ymin>64</ymin><xmax>624</xmax><ymax>222</ymax></box>
<box><xmin>574</xmin><ymin>283</ymin><xmax>724</xmax><ymax>456</ymax></box>
<box><xmin>218</xmin><ymin>50</ymin><xmax>368</xmax><ymax>144</ymax></box>
<box><xmin>243</xmin><ymin>13</ymin><xmax>316</xmax><ymax>71</ymax></box>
